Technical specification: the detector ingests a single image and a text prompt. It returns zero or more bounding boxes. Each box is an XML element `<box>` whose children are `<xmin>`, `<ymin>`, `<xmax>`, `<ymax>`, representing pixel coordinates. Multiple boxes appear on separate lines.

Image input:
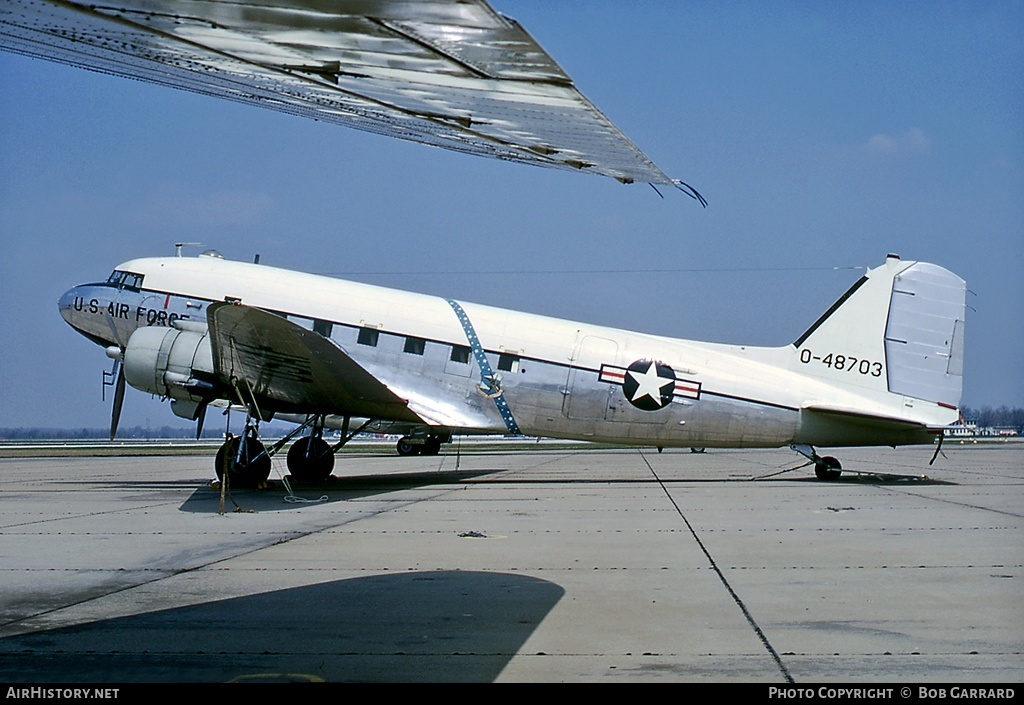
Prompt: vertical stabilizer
<box><xmin>792</xmin><ymin>256</ymin><xmax>965</xmax><ymax>407</ymax></box>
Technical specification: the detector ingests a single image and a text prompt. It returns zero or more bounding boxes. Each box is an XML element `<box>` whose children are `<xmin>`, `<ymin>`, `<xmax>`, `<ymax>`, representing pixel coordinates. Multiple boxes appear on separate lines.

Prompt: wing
<box><xmin>206</xmin><ymin>301</ymin><xmax>422</xmax><ymax>423</ymax></box>
<box><xmin>0</xmin><ymin>0</ymin><xmax>704</xmax><ymax>199</ymax></box>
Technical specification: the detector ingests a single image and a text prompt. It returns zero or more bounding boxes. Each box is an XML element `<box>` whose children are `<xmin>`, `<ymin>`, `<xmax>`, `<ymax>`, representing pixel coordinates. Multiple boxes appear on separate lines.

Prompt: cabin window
<box><xmin>450</xmin><ymin>345</ymin><xmax>470</xmax><ymax>364</ymax></box>
<box><xmin>498</xmin><ymin>353</ymin><xmax>519</xmax><ymax>373</ymax></box>
<box><xmin>404</xmin><ymin>336</ymin><xmax>425</xmax><ymax>355</ymax></box>
<box><xmin>357</xmin><ymin>328</ymin><xmax>379</xmax><ymax>347</ymax></box>
<box><xmin>106</xmin><ymin>270</ymin><xmax>143</xmax><ymax>290</ymax></box>
<box><xmin>313</xmin><ymin>319</ymin><xmax>333</xmax><ymax>338</ymax></box>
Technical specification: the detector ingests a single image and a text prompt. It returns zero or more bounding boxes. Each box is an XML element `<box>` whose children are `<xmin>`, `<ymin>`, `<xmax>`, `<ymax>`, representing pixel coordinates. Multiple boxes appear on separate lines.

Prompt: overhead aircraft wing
<box><xmin>0</xmin><ymin>0</ymin><xmax>703</xmax><ymax>200</ymax></box>
<box><xmin>206</xmin><ymin>301</ymin><xmax>423</xmax><ymax>423</ymax></box>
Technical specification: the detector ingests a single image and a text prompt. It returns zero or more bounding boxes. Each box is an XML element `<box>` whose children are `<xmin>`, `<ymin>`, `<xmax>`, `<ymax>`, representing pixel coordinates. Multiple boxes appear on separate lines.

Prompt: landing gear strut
<box><xmin>791</xmin><ymin>444</ymin><xmax>843</xmax><ymax>481</ymax></box>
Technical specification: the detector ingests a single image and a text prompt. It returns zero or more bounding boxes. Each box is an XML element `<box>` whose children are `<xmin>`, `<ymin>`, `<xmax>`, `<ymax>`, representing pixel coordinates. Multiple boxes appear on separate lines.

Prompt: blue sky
<box><xmin>1</xmin><ymin>1</ymin><xmax>1021</xmax><ymax>430</ymax></box>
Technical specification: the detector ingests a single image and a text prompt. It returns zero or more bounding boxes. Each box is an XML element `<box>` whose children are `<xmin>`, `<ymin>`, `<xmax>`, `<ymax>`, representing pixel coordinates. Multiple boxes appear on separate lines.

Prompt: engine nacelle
<box><xmin>123</xmin><ymin>324</ymin><xmax>217</xmax><ymax>406</ymax></box>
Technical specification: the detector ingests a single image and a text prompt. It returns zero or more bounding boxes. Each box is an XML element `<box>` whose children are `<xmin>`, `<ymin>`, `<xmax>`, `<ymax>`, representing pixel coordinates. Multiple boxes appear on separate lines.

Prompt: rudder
<box><xmin>883</xmin><ymin>260</ymin><xmax>966</xmax><ymax>407</ymax></box>
<box><xmin>792</xmin><ymin>255</ymin><xmax>965</xmax><ymax>407</ymax></box>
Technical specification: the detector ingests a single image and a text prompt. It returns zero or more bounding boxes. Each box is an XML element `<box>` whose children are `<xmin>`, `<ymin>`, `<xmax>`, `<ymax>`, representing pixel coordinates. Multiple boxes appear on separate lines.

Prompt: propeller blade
<box><xmin>195</xmin><ymin>402</ymin><xmax>208</xmax><ymax>440</ymax></box>
<box><xmin>110</xmin><ymin>361</ymin><xmax>125</xmax><ymax>440</ymax></box>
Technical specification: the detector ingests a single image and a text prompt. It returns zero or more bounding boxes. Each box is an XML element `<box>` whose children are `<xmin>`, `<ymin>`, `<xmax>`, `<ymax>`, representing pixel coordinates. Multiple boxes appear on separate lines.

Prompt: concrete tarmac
<box><xmin>0</xmin><ymin>440</ymin><xmax>1021</xmax><ymax>683</ymax></box>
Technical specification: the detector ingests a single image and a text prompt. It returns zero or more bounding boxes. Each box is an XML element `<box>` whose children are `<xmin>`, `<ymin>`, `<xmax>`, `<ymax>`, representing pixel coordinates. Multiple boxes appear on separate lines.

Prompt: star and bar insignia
<box><xmin>599</xmin><ymin>359</ymin><xmax>701</xmax><ymax>411</ymax></box>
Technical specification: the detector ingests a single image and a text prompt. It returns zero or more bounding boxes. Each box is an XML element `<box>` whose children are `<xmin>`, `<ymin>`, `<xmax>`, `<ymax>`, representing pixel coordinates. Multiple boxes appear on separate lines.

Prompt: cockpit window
<box><xmin>106</xmin><ymin>270</ymin><xmax>144</xmax><ymax>290</ymax></box>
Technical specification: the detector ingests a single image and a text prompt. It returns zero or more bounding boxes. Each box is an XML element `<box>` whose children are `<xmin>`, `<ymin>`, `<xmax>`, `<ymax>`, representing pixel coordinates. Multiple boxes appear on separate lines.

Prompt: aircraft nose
<box><xmin>59</xmin><ymin>285</ymin><xmax>95</xmax><ymax>336</ymax></box>
<box><xmin>58</xmin><ymin>286</ymin><xmax>79</xmax><ymax>327</ymax></box>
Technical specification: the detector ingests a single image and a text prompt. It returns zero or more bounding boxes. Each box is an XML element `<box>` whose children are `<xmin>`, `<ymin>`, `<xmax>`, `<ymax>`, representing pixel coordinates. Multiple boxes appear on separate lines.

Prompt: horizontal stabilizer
<box><xmin>797</xmin><ymin>405</ymin><xmax>938</xmax><ymax>446</ymax></box>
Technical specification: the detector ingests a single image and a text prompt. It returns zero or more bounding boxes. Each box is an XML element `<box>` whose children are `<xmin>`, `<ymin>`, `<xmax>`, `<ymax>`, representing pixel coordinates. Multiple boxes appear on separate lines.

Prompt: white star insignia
<box><xmin>626</xmin><ymin>360</ymin><xmax>674</xmax><ymax>406</ymax></box>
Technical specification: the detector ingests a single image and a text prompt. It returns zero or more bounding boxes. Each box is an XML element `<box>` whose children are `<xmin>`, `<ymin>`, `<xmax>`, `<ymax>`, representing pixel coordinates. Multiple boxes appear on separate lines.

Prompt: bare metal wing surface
<box><xmin>206</xmin><ymin>301</ymin><xmax>422</xmax><ymax>423</ymax></box>
<box><xmin>0</xmin><ymin>0</ymin><xmax>704</xmax><ymax>200</ymax></box>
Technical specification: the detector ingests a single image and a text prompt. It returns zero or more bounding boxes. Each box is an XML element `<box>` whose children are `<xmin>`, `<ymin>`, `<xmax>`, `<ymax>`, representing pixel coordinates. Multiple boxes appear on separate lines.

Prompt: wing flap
<box><xmin>207</xmin><ymin>302</ymin><xmax>421</xmax><ymax>422</ymax></box>
<box><xmin>402</xmin><ymin>392</ymin><xmax>500</xmax><ymax>430</ymax></box>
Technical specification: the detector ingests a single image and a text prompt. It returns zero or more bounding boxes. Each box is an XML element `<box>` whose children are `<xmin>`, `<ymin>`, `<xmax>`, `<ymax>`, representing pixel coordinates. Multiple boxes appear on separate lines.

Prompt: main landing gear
<box><xmin>791</xmin><ymin>443</ymin><xmax>843</xmax><ymax>481</ymax></box>
<box><xmin>214</xmin><ymin>413</ymin><xmax>353</xmax><ymax>488</ymax></box>
<box><xmin>216</xmin><ymin>422</ymin><xmax>271</xmax><ymax>489</ymax></box>
<box><xmin>287</xmin><ymin>435</ymin><xmax>334</xmax><ymax>481</ymax></box>
<box><xmin>214</xmin><ymin>412</ymin><xmax>452</xmax><ymax>488</ymax></box>
<box><xmin>396</xmin><ymin>432</ymin><xmax>447</xmax><ymax>456</ymax></box>
<box><xmin>286</xmin><ymin>425</ymin><xmax>334</xmax><ymax>482</ymax></box>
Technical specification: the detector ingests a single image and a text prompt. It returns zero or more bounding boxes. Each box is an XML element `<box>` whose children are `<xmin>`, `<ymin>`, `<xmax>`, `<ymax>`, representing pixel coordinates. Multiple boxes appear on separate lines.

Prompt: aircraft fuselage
<box><xmin>59</xmin><ymin>254</ymin><xmax>957</xmax><ymax>449</ymax></box>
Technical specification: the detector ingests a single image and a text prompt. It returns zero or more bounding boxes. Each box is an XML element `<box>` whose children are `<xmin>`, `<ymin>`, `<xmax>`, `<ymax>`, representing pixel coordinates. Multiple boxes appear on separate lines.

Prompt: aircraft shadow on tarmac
<box><xmin>775</xmin><ymin>472</ymin><xmax>957</xmax><ymax>485</ymax></box>
<box><xmin>180</xmin><ymin>469</ymin><xmax>504</xmax><ymax>513</ymax></box>
<box><xmin>0</xmin><ymin>570</ymin><xmax>563</xmax><ymax>683</ymax></box>
<box><xmin>181</xmin><ymin>465</ymin><xmax>959</xmax><ymax>513</ymax></box>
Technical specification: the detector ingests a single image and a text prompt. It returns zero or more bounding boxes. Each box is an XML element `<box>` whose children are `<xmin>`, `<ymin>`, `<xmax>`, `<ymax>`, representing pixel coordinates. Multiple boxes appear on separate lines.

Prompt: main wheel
<box><xmin>215</xmin><ymin>435</ymin><xmax>272</xmax><ymax>488</ymax></box>
<box><xmin>287</xmin><ymin>436</ymin><xmax>335</xmax><ymax>482</ymax></box>
<box><xmin>814</xmin><ymin>455</ymin><xmax>842</xmax><ymax>481</ymax></box>
<box><xmin>396</xmin><ymin>437</ymin><xmax>419</xmax><ymax>456</ymax></box>
<box><xmin>422</xmin><ymin>436</ymin><xmax>442</xmax><ymax>456</ymax></box>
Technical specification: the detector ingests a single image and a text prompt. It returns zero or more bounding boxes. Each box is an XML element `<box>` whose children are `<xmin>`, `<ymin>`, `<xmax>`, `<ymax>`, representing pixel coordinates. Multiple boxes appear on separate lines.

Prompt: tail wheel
<box><xmin>287</xmin><ymin>436</ymin><xmax>335</xmax><ymax>482</ymax></box>
<box><xmin>814</xmin><ymin>455</ymin><xmax>843</xmax><ymax>481</ymax></box>
<box><xmin>215</xmin><ymin>435</ymin><xmax>271</xmax><ymax>488</ymax></box>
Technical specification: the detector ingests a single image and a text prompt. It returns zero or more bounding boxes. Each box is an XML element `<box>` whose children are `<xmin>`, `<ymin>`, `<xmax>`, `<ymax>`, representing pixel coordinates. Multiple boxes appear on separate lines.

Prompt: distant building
<box><xmin>944</xmin><ymin>420</ymin><xmax>1019</xmax><ymax>438</ymax></box>
<box><xmin>945</xmin><ymin>420</ymin><xmax>977</xmax><ymax>437</ymax></box>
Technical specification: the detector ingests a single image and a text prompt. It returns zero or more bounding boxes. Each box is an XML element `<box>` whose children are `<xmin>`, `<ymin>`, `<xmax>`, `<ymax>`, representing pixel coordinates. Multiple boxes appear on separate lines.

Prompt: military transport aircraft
<box><xmin>59</xmin><ymin>251</ymin><xmax>966</xmax><ymax>485</ymax></box>
<box><xmin>7</xmin><ymin>2</ymin><xmax>967</xmax><ymax>483</ymax></box>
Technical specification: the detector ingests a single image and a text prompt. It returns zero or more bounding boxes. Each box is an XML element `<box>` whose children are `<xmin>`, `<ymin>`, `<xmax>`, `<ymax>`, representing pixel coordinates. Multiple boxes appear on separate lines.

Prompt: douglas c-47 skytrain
<box><xmin>9</xmin><ymin>2</ymin><xmax>969</xmax><ymax>484</ymax></box>
<box><xmin>59</xmin><ymin>250</ymin><xmax>966</xmax><ymax>486</ymax></box>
